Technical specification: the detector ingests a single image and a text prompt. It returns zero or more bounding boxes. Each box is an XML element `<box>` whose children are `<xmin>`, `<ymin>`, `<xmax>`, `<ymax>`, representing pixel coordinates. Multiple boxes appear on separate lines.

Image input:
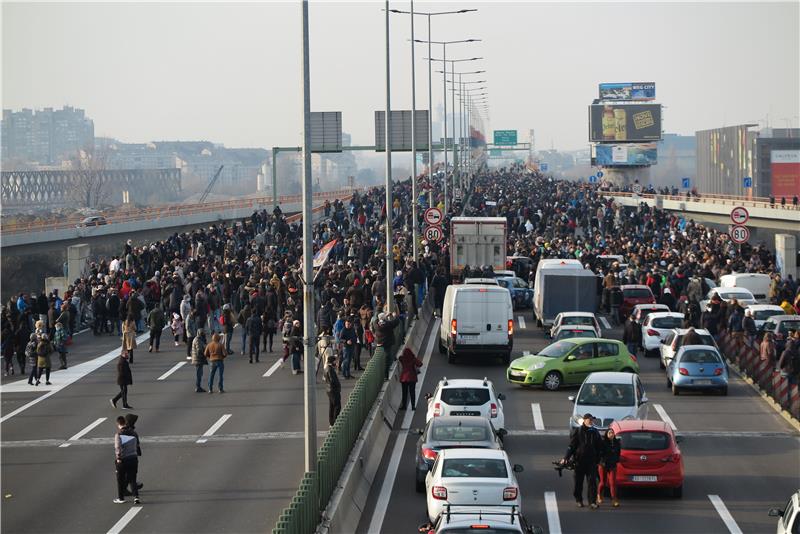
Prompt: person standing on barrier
<box><xmin>324</xmin><ymin>354</ymin><xmax>341</xmax><ymax>426</ymax></box>
<box><xmin>398</xmin><ymin>347</ymin><xmax>422</xmax><ymax>411</ymax></box>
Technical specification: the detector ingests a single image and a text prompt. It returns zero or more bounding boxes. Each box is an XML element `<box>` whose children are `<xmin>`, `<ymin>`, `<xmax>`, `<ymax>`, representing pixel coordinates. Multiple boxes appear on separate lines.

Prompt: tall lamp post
<box><xmin>441</xmin><ymin>74</ymin><xmax>486</xmax><ymax>193</ymax></box>
<box><xmin>384</xmin><ymin>0</ymin><xmax>393</xmax><ymax>310</ymax></box>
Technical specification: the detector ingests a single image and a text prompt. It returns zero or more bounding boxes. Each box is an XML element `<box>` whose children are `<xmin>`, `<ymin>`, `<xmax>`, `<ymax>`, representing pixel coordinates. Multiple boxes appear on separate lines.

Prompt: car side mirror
<box><xmin>768</xmin><ymin>508</ymin><xmax>784</xmax><ymax>518</ymax></box>
<box><xmin>568</xmin><ymin>395</ymin><xmax>576</xmax><ymax>402</ymax></box>
<box><xmin>513</xmin><ymin>464</ymin><xmax>524</xmax><ymax>473</ymax></box>
<box><xmin>497</xmin><ymin>393</ymin><xmax>506</xmax><ymax>401</ymax></box>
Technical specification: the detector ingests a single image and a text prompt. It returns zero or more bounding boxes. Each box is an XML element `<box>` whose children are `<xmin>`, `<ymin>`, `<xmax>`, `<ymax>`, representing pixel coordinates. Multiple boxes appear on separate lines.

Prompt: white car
<box><xmin>426</xmin><ymin>505</ymin><xmax>542</xmax><ymax>534</ymax></box>
<box><xmin>426</xmin><ymin>378</ymin><xmax>506</xmax><ymax>432</ymax></box>
<box><xmin>699</xmin><ymin>287</ymin><xmax>757</xmax><ymax>309</ymax></box>
<box><xmin>631</xmin><ymin>303</ymin><xmax>670</xmax><ymax>325</ymax></box>
<box><xmin>769</xmin><ymin>490</ymin><xmax>800</xmax><ymax>534</ymax></box>
<box><xmin>640</xmin><ymin>312</ymin><xmax>685</xmax><ymax>357</ymax></box>
<box><xmin>425</xmin><ymin>448</ymin><xmax>523</xmax><ymax>523</ymax></box>
<box><xmin>659</xmin><ymin>328</ymin><xmax>719</xmax><ymax>369</ymax></box>
<box><xmin>569</xmin><ymin>372</ymin><xmax>649</xmax><ymax>430</ymax></box>
<box><xmin>746</xmin><ymin>304</ymin><xmax>787</xmax><ymax>329</ymax></box>
<box><xmin>549</xmin><ymin>312</ymin><xmax>602</xmax><ymax>339</ymax></box>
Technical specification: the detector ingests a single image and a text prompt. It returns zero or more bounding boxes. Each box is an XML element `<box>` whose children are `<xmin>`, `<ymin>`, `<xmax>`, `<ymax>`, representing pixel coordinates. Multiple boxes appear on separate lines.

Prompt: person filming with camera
<box><xmin>559</xmin><ymin>413</ymin><xmax>604</xmax><ymax>509</ymax></box>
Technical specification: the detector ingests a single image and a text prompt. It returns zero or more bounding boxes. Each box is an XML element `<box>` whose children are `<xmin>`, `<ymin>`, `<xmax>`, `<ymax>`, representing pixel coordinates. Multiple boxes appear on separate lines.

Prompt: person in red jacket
<box><xmin>398</xmin><ymin>347</ymin><xmax>422</xmax><ymax>410</ymax></box>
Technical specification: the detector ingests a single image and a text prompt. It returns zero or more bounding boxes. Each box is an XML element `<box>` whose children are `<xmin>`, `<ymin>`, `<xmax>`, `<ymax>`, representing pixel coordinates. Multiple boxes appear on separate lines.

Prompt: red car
<box><xmin>619</xmin><ymin>285</ymin><xmax>656</xmax><ymax>321</ymax></box>
<box><xmin>609</xmin><ymin>419</ymin><xmax>684</xmax><ymax>497</ymax></box>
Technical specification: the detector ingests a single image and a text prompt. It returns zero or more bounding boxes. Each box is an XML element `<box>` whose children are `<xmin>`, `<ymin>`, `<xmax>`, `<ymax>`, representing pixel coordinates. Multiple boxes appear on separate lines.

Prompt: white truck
<box><xmin>449</xmin><ymin>217</ymin><xmax>507</xmax><ymax>281</ymax></box>
<box><xmin>532</xmin><ymin>259</ymin><xmax>598</xmax><ymax>328</ymax></box>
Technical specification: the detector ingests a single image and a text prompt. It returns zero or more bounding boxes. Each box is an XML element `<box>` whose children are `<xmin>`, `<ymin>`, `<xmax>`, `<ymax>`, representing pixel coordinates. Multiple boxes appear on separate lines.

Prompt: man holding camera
<box><xmin>560</xmin><ymin>413</ymin><xmax>604</xmax><ymax>509</ymax></box>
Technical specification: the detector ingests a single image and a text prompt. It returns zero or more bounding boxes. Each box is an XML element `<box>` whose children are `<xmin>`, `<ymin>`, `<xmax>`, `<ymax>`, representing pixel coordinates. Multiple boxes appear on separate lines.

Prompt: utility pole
<box><xmin>410</xmin><ymin>0</ymin><xmax>418</xmax><ymax>263</ymax></box>
<box><xmin>385</xmin><ymin>0</ymin><xmax>394</xmax><ymax>310</ymax></box>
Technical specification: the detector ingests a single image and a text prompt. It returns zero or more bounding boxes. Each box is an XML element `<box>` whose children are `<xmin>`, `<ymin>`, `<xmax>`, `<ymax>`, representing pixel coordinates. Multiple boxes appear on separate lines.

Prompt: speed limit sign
<box><xmin>729</xmin><ymin>225</ymin><xmax>750</xmax><ymax>244</ymax></box>
<box><xmin>424</xmin><ymin>225</ymin><xmax>443</xmax><ymax>243</ymax></box>
<box><xmin>423</xmin><ymin>207</ymin><xmax>443</xmax><ymax>226</ymax></box>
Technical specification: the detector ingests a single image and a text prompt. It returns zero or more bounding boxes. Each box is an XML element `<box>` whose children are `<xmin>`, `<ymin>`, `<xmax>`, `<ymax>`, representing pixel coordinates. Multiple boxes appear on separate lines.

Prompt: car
<box><xmin>746</xmin><ymin>304</ymin><xmax>788</xmax><ymax>329</ymax></box>
<box><xmin>440</xmin><ymin>285</ymin><xmax>514</xmax><ymax>364</ymax></box>
<box><xmin>768</xmin><ymin>490</ymin><xmax>800</xmax><ymax>534</ymax></box>
<box><xmin>549</xmin><ymin>312</ymin><xmax>602</xmax><ymax>339</ymax></box>
<box><xmin>758</xmin><ymin>315</ymin><xmax>800</xmax><ymax>354</ymax></box>
<box><xmin>76</xmin><ymin>215</ymin><xmax>107</xmax><ymax>227</ymax></box>
<box><xmin>425</xmin><ymin>448</ymin><xmax>523</xmax><ymax>523</ymax></box>
<box><xmin>619</xmin><ymin>285</ymin><xmax>656</xmax><ymax>321</ymax></box>
<box><xmin>414</xmin><ymin>416</ymin><xmax>504</xmax><ymax>493</ymax></box>
<box><xmin>506</xmin><ymin>338</ymin><xmax>639</xmax><ymax>391</ymax></box>
<box><xmin>426</xmin><ymin>378</ymin><xmax>506</xmax><ymax>432</ymax></box>
<box><xmin>423</xmin><ymin>504</ymin><xmax>543</xmax><ymax>534</ymax></box>
<box><xmin>667</xmin><ymin>345</ymin><xmax>729</xmax><ymax>395</ymax></box>
<box><xmin>495</xmin><ymin>276</ymin><xmax>533</xmax><ymax>310</ymax></box>
<box><xmin>552</xmin><ymin>325</ymin><xmax>599</xmax><ymax>341</ymax></box>
<box><xmin>659</xmin><ymin>328</ymin><xmax>719</xmax><ymax>370</ymax></box>
<box><xmin>631</xmin><ymin>303</ymin><xmax>671</xmax><ymax>325</ymax></box>
<box><xmin>699</xmin><ymin>287</ymin><xmax>757</xmax><ymax>309</ymax></box>
<box><xmin>640</xmin><ymin>312</ymin><xmax>685</xmax><ymax>357</ymax></box>
<box><xmin>569</xmin><ymin>372</ymin><xmax>648</xmax><ymax>430</ymax></box>
<box><xmin>719</xmin><ymin>273</ymin><xmax>771</xmax><ymax>303</ymax></box>
<box><xmin>609</xmin><ymin>419</ymin><xmax>684</xmax><ymax>498</ymax></box>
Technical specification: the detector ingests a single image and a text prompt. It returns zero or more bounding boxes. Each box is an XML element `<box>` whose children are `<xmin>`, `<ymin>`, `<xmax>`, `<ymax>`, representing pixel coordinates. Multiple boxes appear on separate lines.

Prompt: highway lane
<box><xmin>0</xmin><ymin>328</ymin><xmax>362</xmax><ymax>533</ymax></box>
<box><xmin>360</xmin><ymin>312</ymin><xmax>800</xmax><ymax>534</ymax></box>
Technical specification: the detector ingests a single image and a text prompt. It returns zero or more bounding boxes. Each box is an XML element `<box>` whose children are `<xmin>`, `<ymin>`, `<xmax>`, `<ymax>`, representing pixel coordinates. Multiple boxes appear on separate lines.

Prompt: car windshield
<box><xmin>778</xmin><ymin>321</ymin><xmax>800</xmax><ymax>334</ymax></box>
<box><xmin>753</xmin><ymin>310</ymin><xmax>783</xmax><ymax>321</ymax></box>
<box><xmin>440</xmin><ymin>388</ymin><xmax>490</xmax><ymax>406</ymax></box>
<box><xmin>651</xmin><ymin>317</ymin><xmax>683</xmax><ymax>329</ymax></box>
<box><xmin>619</xmin><ymin>431</ymin><xmax>671</xmax><ymax>451</ymax></box>
<box><xmin>441</xmin><ymin>459</ymin><xmax>508</xmax><ymax>478</ymax></box>
<box><xmin>623</xmin><ymin>288</ymin><xmax>652</xmax><ymax>299</ymax></box>
<box><xmin>556</xmin><ymin>330</ymin><xmax>595</xmax><ymax>340</ymax></box>
<box><xmin>562</xmin><ymin>316</ymin><xmax>594</xmax><ymax>326</ymax></box>
<box><xmin>538</xmin><ymin>340</ymin><xmax>578</xmax><ymax>358</ymax></box>
<box><xmin>680</xmin><ymin>350</ymin><xmax>721</xmax><ymax>364</ymax></box>
<box><xmin>431</xmin><ymin>424</ymin><xmax>490</xmax><ymax>442</ymax></box>
<box><xmin>577</xmin><ymin>383</ymin><xmax>634</xmax><ymax>406</ymax></box>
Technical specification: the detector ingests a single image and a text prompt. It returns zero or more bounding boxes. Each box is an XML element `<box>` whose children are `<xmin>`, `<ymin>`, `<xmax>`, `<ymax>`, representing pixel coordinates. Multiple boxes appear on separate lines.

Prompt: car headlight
<box><xmin>529</xmin><ymin>362</ymin><xmax>546</xmax><ymax>371</ymax></box>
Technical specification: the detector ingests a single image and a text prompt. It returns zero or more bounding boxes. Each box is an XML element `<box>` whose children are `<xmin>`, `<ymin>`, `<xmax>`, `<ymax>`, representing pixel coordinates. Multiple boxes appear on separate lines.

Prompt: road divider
<box><xmin>157</xmin><ymin>361</ymin><xmax>186</xmax><ymax>381</ymax></box>
<box><xmin>59</xmin><ymin>417</ymin><xmax>107</xmax><ymax>448</ymax></box>
<box><xmin>197</xmin><ymin>414</ymin><xmax>232</xmax><ymax>444</ymax></box>
<box><xmin>653</xmin><ymin>403</ymin><xmax>678</xmax><ymax>431</ymax></box>
<box><xmin>709</xmin><ymin>495</ymin><xmax>744</xmax><ymax>534</ymax></box>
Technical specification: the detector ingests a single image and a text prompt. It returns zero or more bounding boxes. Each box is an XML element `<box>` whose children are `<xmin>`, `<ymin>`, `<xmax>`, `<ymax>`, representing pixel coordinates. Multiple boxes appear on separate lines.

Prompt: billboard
<box><xmin>770</xmin><ymin>149</ymin><xmax>800</xmax><ymax>198</ymax></box>
<box><xmin>589</xmin><ymin>104</ymin><xmax>662</xmax><ymax>142</ymax></box>
<box><xmin>599</xmin><ymin>82</ymin><xmax>656</xmax><ymax>101</ymax></box>
<box><xmin>593</xmin><ymin>143</ymin><xmax>657</xmax><ymax>166</ymax></box>
<box><xmin>374</xmin><ymin>110</ymin><xmax>429</xmax><ymax>151</ymax></box>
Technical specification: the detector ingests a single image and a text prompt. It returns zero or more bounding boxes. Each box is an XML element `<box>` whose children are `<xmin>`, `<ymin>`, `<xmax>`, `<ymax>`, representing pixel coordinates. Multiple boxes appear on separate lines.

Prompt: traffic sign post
<box><xmin>743</xmin><ymin>176</ymin><xmax>752</xmax><ymax>188</ymax></box>
<box><xmin>596</xmin><ymin>171</ymin><xmax>604</xmax><ymax>178</ymax></box>
<box><xmin>540</xmin><ymin>163</ymin><xmax>549</xmax><ymax>172</ymax></box>
<box><xmin>730</xmin><ymin>206</ymin><xmax>749</xmax><ymax>225</ymax></box>
<box><xmin>493</xmin><ymin>130</ymin><xmax>518</xmax><ymax>146</ymax></box>
<box><xmin>682</xmin><ymin>177</ymin><xmax>691</xmax><ymax>189</ymax></box>
<box><xmin>589</xmin><ymin>175</ymin><xmax>598</xmax><ymax>184</ymax></box>
<box><xmin>423</xmin><ymin>225</ymin><xmax>443</xmax><ymax>243</ymax></box>
<box><xmin>632</xmin><ymin>184</ymin><xmax>643</xmax><ymax>195</ymax></box>
<box><xmin>729</xmin><ymin>225</ymin><xmax>750</xmax><ymax>244</ymax></box>
<box><xmin>423</xmin><ymin>207</ymin><xmax>443</xmax><ymax>226</ymax></box>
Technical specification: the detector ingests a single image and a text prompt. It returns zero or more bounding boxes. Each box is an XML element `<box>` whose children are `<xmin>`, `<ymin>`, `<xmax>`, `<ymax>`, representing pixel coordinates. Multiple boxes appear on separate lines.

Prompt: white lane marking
<box><xmin>531</xmin><ymin>403</ymin><xmax>545</xmax><ymax>430</ymax></box>
<box><xmin>157</xmin><ymin>361</ymin><xmax>187</xmax><ymax>381</ymax></box>
<box><xmin>599</xmin><ymin>316</ymin><xmax>611</xmax><ymax>330</ymax></box>
<box><xmin>367</xmin><ymin>319</ymin><xmax>439</xmax><ymax>534</ymax></box>
<box><xmin>59</xmin><ymin>417</ymin><xmax>107</xmax><ymax>448</ymax></box>
<box><xmin>517</xmin><ymin>316</ymin><xmax>527</xmax><ymax>329</ymax></box>
<box><xmin>545</xmin><ymin>491</ymin><xmax>562</xmax><ymax>534</ymax></box>
<box><xmin>263</xmin><ymin>357</ymin><xmax>284</xmax><ymax>377</ymax></box>
<box><xmin>106</xmin><ymin>506</ymin><xmax>143</xmax><ymax>534</ymax></box>
<box><xmin>653</xmin><ymin>403</ymin><xmax>678</xmax><ymax>432</ymax></box>
<box><xmin>0</xmin><ymin>332</ymin><xmax>149</xmax><ymax>423</ymax></box>
<box><xmin>196</xmin><ymin>414</ymin><xmax>232</xmax><ymax>444</ymax></box>
<box><xmin>709</xmin><ymin>495</ymin><xmax>744</xmax><ymax>534</ymax></box>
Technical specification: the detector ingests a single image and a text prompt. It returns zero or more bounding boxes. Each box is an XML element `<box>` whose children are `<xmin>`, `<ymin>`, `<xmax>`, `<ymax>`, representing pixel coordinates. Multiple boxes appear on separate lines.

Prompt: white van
<box><xmin>719</xmin><ymin>273</ymin><xmax>771</xmax><ymax>303</ymax></box>
<box><xmin>439</xmin><ymin>284</ymin><xmax>514</xmax><ymax>364</ymax></box>
<box><xmin>532</xmin><ymin>259</ymin><xmax>584</xmax><ymax>327</ymax></box>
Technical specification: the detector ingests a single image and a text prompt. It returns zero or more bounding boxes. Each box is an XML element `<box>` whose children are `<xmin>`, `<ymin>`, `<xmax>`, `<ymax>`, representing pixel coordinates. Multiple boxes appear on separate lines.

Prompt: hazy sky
<box><xmin>3</xmin><ymin>1</ymin><xmax>799</xmax><ymax>151</ymax></box>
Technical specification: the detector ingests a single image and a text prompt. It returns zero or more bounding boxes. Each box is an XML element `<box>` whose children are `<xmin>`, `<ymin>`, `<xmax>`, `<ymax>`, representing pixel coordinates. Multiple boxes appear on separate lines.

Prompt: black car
<box><xmin>414</xmin><ymin>416</ymin><xmax>504</xmax><ymax>493</ymax></box>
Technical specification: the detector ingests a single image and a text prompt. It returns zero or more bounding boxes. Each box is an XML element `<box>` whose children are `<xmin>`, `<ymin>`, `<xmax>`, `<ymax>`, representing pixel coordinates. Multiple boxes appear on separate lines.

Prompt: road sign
<box><xmin>682</xmin><ymin>177</ymin><xmax>691</xmax><ymax>188</ymax></box>
<box><xmin>540</xmin><ymin>163</ymin><xmax>549</xmax><ymax>172</ymax></box>
<box><xmin>729</xmin><ymin>225</ymin><xmax>750</xmax><ymax>244</ymax></box>
<box><xmin>493</xmin><ymin>130</ymin><xmax>518</xmax><ymax>146</ymax></box>
<box><xmin>424</xmin><ymin>225</ymin><xmax>443</xmax><ymax>243</ymax></box>
<box><xmin>589</xmin><ymin>175</ymin><xmax>598</xmax><ymax>184</ymax></box>
<box><xmin>490</xmin><ymin>148</ymin><xmax>502</xmax><ymax>157</ymax></box>
<box><xmin>743</xmin><ymin>176</ymin><xmax>752</xmax><ymax>188</ymax></box>
<box><xmin>632</xmin><ymin>184</ymin><xmax>643</xmax><ymax>194</ymax></box>
<box><xmin>730</xmin><ymin>206</ymin><xmax>749</xmax><ymax>225</ymax></box>
<box><xmin>596</xmin><ymin>171</ymin><xmax>604</xmax><ymax>178</ymax></box>
<box><xmin>423</xmin><ymin>207</ymin><xmax>443</xmax><ymax>226</ymax></box>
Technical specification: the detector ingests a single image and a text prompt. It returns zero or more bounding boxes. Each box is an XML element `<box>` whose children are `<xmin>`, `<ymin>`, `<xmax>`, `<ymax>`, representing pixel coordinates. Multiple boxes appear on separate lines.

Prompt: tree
<box><xmin>68</xmin><ymin>147</ymin><xmax>111</xmax><ymax>209</ymax></box>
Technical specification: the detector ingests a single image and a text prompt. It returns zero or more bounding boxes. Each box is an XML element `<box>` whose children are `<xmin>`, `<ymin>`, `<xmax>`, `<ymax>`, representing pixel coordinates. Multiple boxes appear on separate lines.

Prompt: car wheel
<box><xmin>543</xmin><ymin>371</ymin><xmax>562</xmax><ymax>391</ymax></box>
<box><xmin>719</xmin><ymin>386</ymin><xmax>728</xmax><ymax>396</ymax></box>
<box><xmin>672</xmin><ymin>384</ymin><xmax>680</xmax><ymax>396</ymax></box>
<box><xmin>672</xmin><ymin>484</ymin><xmax>683</xmax><ymax>498</ymax></box>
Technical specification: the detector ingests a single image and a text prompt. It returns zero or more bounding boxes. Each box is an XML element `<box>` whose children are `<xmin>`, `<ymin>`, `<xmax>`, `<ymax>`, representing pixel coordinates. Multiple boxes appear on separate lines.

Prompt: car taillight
<box><xmin>450</xmin><ymin>319</ymin><xmax>457</xmax><ymax>337</ymax></box>
<box><xmin>433</xmin><ymin>402</ymin><xmax>441</xmax><ymax>416</ymax></box>
<box><xmin>679</xmin><ymin>367</ymin><xmax>689</xmax><ymax>376</ymax></box>
<box><xmin>432</xmin><ymin>486</ymin><xmax>447</xmax><ymax>500</ymax></box>
<box><xmin>647</xmin><ymin>329</ymin><xmax>659</xmax><ymax>336</ymax></box>
<box><xmin>714</xmin><ymin>368</ymin><xmax>723</xmax><ymax>375</ymax></box>
<box><xmin>503</xmin><ymin>487</ymin><xmax>518</xmax><ymax>500</ymax></box>
<box><xmin>490</xmin><ymin>403</ymin><xmax>498</xmax><ymax>418</ymax></box>
<box><xmin>422</xmin><ymin>447</ymin><xmax>438</xmax><ymax>461</ymax></box>
<box><xmin>661</xmin><ymin>453</ymin><xmax>681</xmax><ymax>463</ymax></box>
<box><xmin>508</xmin><ymin>319</ymin><xmax>514</xmax><ymax>336</ymax></box>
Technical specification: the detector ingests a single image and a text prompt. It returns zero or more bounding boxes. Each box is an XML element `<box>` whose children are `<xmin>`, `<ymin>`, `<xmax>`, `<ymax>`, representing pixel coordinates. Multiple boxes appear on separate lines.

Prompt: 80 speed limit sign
<box><xmin>729</xmin><ymin>225</ymin><xmax>750</xmax><ymax>244</ymax></box>
<box><xmin>423</xmin><ymin>225</ymin><xmax>444</xmax><ymax>243</ymax></box>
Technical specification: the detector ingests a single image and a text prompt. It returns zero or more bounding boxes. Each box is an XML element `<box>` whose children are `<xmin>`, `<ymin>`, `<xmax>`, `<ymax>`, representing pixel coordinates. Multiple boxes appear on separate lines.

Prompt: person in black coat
<box><xmin>324</xmin><ymin>354</ymin><xmax>341</xmax><ymax>426</ymax></box>
<box><xmin>597</xmin><ymin>428</ymin><xmax>622</xmax><ymax>507</ymax></box>
<box><xmin>110</xmin><ymin>351</ymin><xmax>134</xmax><ymax>409</ymax></box>
<box><xmin>622</xmin><ymin>314</ymin><xmax>642</xmax><ymax>357</ymax></box>
<box><xmin>561</xmin><ymin>413</ymin><xmax>604</xmax><ymax>508</ymax></box>
<box><xmin>245</xmin><ymin>313</ymin><xmax>263</xmax><ymax>363</ymax></box>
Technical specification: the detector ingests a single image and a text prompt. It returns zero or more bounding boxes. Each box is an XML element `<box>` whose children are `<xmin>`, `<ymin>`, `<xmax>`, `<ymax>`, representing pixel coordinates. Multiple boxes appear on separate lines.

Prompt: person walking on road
<box><xmin>191</xmin><ymin>328</ymin><xmax>208</xmax><ymax>392</ymax></box>
<box><xmin>221</xmin><ymin>304</ymin><xmax>235</xmax><ymax>355</ymax></box>
<box><xmin>25</xmin><ymin>333</ymin><xmax>38</xmax><ymax>385</ymax></box>
<box><xmin>121</xmin><ymin>314</ymin><xmax>137</xmax><ymax>364</ymax></box>
<box><xmin>35</xmin><ymin>334</ymin><xmax>53</xmax><ymax>386</ymax></box>
<box><xmin>560</xmin><ymin>413</ymin><xmax>604</xmax><ymax>509</ymax></box>
<box><xmin>597</xmin><ymin>427</ymin><xmax>621</xmax><ymax>508</ymax></box>
<box><xmin>398</xmin><ymin>347</ymin><xmax>423</xmax><ymax>410</ymax></box>
<box><xmin>205</xmin><ymin>333</ymin><xmax>226</xmax><ymax>393</ymax></box>
<box><xmin>622</xmin><ymin>314</ymin><xmax>641</xmax><ymax>357</ymax></box>
<box><xmin>289</xmin><ymin>320</ymin><xmax>303</xmax><ymax>375</ymax></box>
<box><xmin>110</xmin><ymin>350</ymin><xmax>134</xmax><ymax>409</ymax></box>
<box><xmin>185</xmin><ymin>310</ymin><xmax>198</xmax><ymax>360</ymax></box>
<box><xmin>339</xmin><ymin>318</ymin><xmax>357</xmax><ymax>379</ymax></box>
<box><xmin>245</xmin><ymin>310</ymin><xmax>262</xmax><ymax>364</ymax></box>
<box><xmin>147</xmin><ymin>305</ymin><xmax>165</xmax><ymax>353</ymax></box>
<box><xmin>324</xmin><ymin>354</ymin><xmax>341</xmax><ymax>426</ymax></box>
<box><xmin>53</xmin><ymin>322</ymin><xmax>68</xmax><ymax>370</ymax></box>
<box><xmin>113</xmin><ymin>415</ymin><xmax>141</xmax><ymax>504</ymax></box>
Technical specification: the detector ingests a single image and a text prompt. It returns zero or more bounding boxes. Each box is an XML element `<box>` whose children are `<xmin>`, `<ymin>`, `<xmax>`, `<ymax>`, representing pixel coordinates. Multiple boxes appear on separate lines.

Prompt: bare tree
<box><xmin>68</xmin><ymin>147</ymin><xmax>112</xmax><ymax>209</ymax></box>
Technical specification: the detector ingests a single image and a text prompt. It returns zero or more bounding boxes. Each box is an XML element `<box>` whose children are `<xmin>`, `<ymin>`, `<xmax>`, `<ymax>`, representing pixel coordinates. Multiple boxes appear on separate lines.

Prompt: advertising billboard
<box><xmin>599</xmin><ymin>82</ymin><xmax>656</xmax><ymax>101</ymax></box>
<box><xmin>770</xmin><ymin>149</ymin><xmax>800</xmax><ymax>198</ymax></box>
<box><xmin>589</xmin><ymin>104</ymin><xmax>662</xmax><ymax>142</ymax></box>
<box><xmin>593</xmin><ymin>143</ymin><xmax>657</xmax><ymax>166</ymax></box>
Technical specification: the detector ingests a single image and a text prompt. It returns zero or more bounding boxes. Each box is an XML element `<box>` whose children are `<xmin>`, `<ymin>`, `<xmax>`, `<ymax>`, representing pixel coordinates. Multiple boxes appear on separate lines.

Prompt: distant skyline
<box><xmin>3</xmin><ymin>2</ymin><xmax>798</xmax><ymax>152</ymax></box>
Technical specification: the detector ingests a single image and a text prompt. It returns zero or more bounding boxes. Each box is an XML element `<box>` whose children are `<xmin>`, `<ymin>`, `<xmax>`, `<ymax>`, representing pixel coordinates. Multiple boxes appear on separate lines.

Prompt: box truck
<box><xmin>533</xmin><ymin>259</ymin><xmax>598</xmax><ymax>327</ymax></box>
<box><xmin>449</xmin><ymin>217</ymin><xmax>507</xmax><ymax>280</ymax></box>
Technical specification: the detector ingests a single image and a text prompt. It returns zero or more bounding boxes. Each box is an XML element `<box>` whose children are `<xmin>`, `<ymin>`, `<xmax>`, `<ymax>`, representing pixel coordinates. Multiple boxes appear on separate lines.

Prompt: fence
<box><xmin>717</xmin><ymin>330</ymin><xmax>800</xmax><ymax>421</ymax></box>
<box><xmin>604</xmin><ymin>190</ymin><xmax>800</xmax><ymax>211</ymax></box>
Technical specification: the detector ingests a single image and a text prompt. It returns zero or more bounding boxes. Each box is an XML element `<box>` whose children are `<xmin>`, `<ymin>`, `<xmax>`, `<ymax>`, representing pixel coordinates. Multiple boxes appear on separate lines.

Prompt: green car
<box><xmin>506</xmin><ymin>338</ymin><xmax>639</xmax><ymax>391</ymax></box>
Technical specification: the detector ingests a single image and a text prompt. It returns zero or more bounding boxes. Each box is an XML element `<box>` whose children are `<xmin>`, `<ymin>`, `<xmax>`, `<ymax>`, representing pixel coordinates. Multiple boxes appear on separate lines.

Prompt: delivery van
<box><xmin>719</xmin><ymin>273</ymin><xmax>771</xmax><ymax>303</ymax></box>
<box><xmin>439</xmin><ymin>284</ymin><xmax>514</xmax><ymax>364</ymax></box>
<box><xmin>532</xmin><ymin>259</ymin><xmax>587</xmax><ymax>327</ymax></box>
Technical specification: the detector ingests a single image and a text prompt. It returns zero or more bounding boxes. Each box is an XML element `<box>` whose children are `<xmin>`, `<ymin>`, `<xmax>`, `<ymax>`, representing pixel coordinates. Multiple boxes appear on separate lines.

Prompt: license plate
<box><xmin>694</xmin><ymin>379</ymin><xmax>712</xmax><ymax>385</ymax></box>
<box><xmin>450</xmin><ymin>411</ymin><xmax>480</xmax><ymax>416</ymax></box>
<box><xmin>632</xmin><ymin>475</ymin><xmax>658</xmax><ymax>482</ymax></box>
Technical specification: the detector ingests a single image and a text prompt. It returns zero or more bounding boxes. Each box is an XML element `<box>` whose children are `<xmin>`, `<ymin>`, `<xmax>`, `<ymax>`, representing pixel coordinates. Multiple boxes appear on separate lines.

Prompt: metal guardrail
<box><xmin>604</xmin><ymin>191</ymin><xmax>800</xmax><ymax>211</ymax></box>
<box><xmin>0</xmin><ymin>188</ymin><xmax>357</xmax><ymax>235</ymax></box>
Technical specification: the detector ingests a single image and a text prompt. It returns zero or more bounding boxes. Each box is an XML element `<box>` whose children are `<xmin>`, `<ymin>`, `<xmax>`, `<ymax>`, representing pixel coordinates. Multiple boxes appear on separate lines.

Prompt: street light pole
<box><xmin>426</xmin><ymin>16</ymin><xmax>433</xmax><ymax>208</ymax></box>
<box><xmin>451</xmin><ymin>59</ymin><xmax>456</xmax><ymax>203</ymax></box>
<box><xmin>410</xmin><ymin>0</ymin><xmax>418</xmax><ymax>263</ymax></box>
<box><xmin>384</xmin><ymin>0</ymin><xmax>394</xmax><ymax>311</ymax></box>
<box><xmin>441</xmin><ymin>42</ymin><xmax>448</xmax><ymax>213</ymax></box>
<box><xmin>300</xmin><ymin>0</ymin><xmax>316</xmax><ymax>473</ymax></box>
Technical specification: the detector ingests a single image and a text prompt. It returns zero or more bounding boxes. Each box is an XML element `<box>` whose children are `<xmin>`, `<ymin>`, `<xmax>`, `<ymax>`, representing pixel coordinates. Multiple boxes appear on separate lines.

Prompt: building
<box><xmin>753</xmin><ymin>129</ymin><xmax>800</xmax><ymax>199</ymax></box>
<box><xmin>1</xmin><ymin>106</ymin><xmax>94</xmax><ymax>165</ymax></box>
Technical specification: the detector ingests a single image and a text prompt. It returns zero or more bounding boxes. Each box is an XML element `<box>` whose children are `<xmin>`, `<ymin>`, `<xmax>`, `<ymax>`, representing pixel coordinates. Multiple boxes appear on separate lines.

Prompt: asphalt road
<box><xmin>359</xmin><ymin>311</ymin><xmax>800</xmax><ymax>534</ymax></box>
<box><xmin>0</xmin><ymin>325</ymin><xmax>360</xmax><ymax>533</ymax></box>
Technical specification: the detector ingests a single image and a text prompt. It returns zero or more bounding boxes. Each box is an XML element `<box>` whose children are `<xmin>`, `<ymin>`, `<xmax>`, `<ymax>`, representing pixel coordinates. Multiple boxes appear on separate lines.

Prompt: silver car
<box><xmin>569</xmin><ymin>372</ymin><xmax>649</xmax><ymax>430</ymax></box>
